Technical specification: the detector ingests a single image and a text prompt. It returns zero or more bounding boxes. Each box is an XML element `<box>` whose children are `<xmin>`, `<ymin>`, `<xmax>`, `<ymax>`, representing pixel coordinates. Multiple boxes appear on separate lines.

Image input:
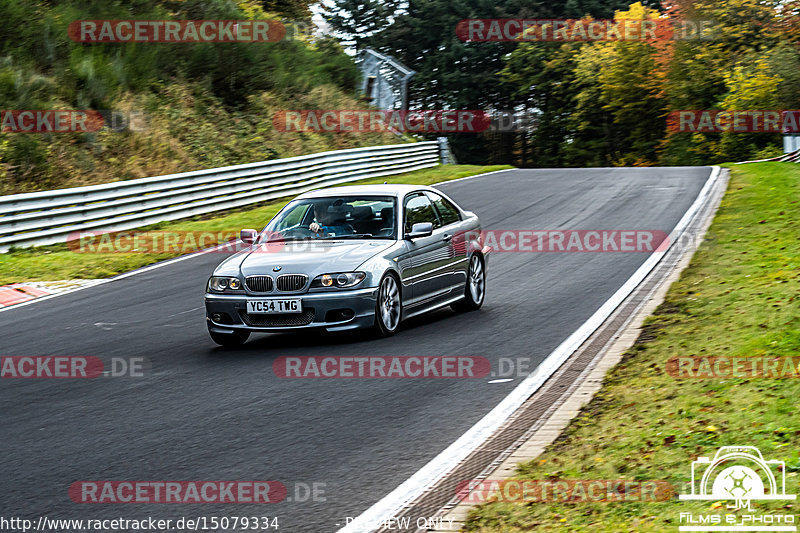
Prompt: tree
<box><xmin>323</xmin><ymin>0</ymin><xmax>401</xmax><ymax>51</ymax></box>
<box><xmin>257</xmin><ymin>0</ymin><xmax>315</xmax><ymax>19</ymax></box>
<box><xmin>364</xmin><ymin>0</ymin><xmax>568</xmax><ymax>163</ymax></box>
<box><xmin>659</xmin><ymin>0</ymin><xmax>787</xmax><ymax>163</ymax></box>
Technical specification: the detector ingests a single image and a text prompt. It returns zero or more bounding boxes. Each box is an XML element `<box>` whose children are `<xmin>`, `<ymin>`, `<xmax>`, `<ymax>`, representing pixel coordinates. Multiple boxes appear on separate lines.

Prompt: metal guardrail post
<box><xmin>437</xmin><ymin>137</ymin><xmax>455</xmax><ymax>165</ymax></box>
<box><xmin>784</xmin><ymin>134</ymin><xmax>799</xmax><ymax>154</ymax></box>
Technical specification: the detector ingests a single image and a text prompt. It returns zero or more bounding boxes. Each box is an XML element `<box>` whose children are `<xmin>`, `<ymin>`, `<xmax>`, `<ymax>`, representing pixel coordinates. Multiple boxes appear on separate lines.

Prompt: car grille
<box><xmin>276</xmin><ymin>274</ymin><xmax>307</xmax><ymax>292</ymax></box>
<box><xmin>238</xmin><ymin>308</ymin><xmax>315</xmax><ymax>327</ymax></box>
<box><xmin>245</xmin><ymin>275</ymin><xmax>273</xmax><ymax>292</ymax></box>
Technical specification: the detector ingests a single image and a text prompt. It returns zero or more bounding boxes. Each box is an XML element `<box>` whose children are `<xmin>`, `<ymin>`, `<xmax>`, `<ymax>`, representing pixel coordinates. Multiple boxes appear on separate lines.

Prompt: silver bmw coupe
<box><xmin>204</xmin><ymin>184</ymin><xmax>488</xmax><ymax>346</ymax></box>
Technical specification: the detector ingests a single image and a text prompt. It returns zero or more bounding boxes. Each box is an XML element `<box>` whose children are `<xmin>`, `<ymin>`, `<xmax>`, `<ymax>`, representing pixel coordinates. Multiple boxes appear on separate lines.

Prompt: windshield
<box><xmin>260</xmin><ymin>195</ymin><xmax>397</xmax><ymax>242</ymax></box>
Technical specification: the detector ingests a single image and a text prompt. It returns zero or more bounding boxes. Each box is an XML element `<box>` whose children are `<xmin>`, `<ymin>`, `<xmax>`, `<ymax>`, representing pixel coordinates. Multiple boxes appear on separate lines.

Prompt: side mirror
<box><xmin>240</xmin><ymin>229</ymin><xmax>257</xmax><ymax>244</ymax></box>
<box><xmin>405</xmin><ymin>222</ymin><xmax>433</xmax><ymax>240</ymax></box>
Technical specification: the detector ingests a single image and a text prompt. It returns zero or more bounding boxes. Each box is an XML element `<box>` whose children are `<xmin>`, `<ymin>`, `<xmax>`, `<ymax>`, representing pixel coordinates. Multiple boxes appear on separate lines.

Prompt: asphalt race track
<box><xmin>0</xmin><ymin>167</ymin><xmax>711</xmax><ymax>532</ymax></box>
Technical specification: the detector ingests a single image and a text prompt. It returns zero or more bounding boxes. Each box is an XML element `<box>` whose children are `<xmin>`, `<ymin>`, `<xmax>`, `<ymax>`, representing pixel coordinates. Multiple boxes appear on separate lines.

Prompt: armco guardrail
<box><xmin>736</xmin><ymin>147</ymin><xmax>800</xmax><ymax>164</ymax></box>
<box><xmin>0</xmin><ymin>141</ymin><xmax>442</xmax><ymax>252</ymax></box>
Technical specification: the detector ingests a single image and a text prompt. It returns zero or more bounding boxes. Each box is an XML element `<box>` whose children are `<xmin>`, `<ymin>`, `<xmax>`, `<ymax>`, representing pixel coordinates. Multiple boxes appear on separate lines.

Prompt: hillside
<box><xmin>0</xmin><ymin>0</ymin><xmax>397</xmax><ymax>195</ymax></box>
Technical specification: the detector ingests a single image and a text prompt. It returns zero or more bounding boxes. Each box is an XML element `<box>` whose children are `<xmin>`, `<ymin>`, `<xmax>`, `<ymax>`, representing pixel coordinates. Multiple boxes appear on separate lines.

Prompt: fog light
<box><xmin>325</xmin><ymin>308</ymin><xmax>355</xmax><ymax>322</ymax></box>
<box><xmin>211</xmin><ymin>313</ymin><xmax>222</xmax><ymax>322</ymax></box>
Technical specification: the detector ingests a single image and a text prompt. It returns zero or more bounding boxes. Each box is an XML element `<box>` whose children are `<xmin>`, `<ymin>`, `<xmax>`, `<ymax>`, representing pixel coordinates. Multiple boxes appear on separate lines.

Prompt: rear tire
<box><xmin>209</xmin><ymin>329</ymin><xmax>250</xmax><ymax>347</ymax></box>
<box><xmin>373</xmin><ymin>274</ymin><xmax>402</xmax><ymax>337</ymax></box>
<box><xmin>451</xmin><ymin>254</ymin><xmax>485</xmax><ymax>312</ymax></box>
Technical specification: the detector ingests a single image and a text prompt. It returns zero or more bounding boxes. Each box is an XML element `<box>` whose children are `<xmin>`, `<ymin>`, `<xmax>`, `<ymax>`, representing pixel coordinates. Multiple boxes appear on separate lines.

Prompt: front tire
<box><xmin>373</xmin><ymin>274</ymin><xmax>402</xmax><ymax>337</ymax></box>
<box><xmin>209</xmin><ymin>329</ymin><xmax>250</xmax><ymax>347</ymax></box>
<box><xmin>452</xmin><ymin>254</ymin><xmax>485</xmax><ymax>312</ymax></box>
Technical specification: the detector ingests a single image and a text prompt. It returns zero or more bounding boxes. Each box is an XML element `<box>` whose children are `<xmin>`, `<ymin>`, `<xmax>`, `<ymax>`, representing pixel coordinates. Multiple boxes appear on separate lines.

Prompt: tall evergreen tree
<box><xmin>323</xmin><ymin>0</ymin><xmax>402</xmax><ymax>50</ymax></box>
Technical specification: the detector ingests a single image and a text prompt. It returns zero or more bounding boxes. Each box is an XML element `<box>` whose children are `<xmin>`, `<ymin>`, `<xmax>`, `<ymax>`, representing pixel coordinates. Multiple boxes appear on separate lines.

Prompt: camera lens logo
<box><xmin>681</xmin><ymin>446</ymin><xmax>795</xmax><ymax>509</ymax></box>
<box><xmin>679</xmin><ymin>446</ymin><xmax>796</xmax><ymax>531</ymax></box>
<box><xmin>715</xmin><ymin>465</ymin><xmax>759</xmax><ymax>500</ymax></box>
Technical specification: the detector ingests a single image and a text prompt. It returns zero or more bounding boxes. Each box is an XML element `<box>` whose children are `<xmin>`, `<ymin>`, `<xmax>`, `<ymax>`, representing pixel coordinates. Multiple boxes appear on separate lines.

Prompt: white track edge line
<box><xmin>431</xmin><ymin>168</ymin><xmax>515</xmax><ymax>186</ymax></box>
<box><xmin>338</xmin><ymin>165</ymin><xmax>721</xmax><ymax>533</ymax></box>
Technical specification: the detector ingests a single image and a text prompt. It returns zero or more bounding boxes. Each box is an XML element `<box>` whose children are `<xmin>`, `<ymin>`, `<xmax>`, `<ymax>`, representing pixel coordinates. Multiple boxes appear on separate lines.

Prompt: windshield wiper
<box><xmin>262</xmin><ymin>236</ymin><xmax>313</xmax><ymax>243</ymax></box>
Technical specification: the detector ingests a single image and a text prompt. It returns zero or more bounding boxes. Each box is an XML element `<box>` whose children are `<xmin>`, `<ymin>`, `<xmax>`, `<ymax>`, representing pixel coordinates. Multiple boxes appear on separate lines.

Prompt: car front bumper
<box><xmin>205</xmin><ymin>286</ymin><xmax>378</xmax><ymax>334</ymax></box>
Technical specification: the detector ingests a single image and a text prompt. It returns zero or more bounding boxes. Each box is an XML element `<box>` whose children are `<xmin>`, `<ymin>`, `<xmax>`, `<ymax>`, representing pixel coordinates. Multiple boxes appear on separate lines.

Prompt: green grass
<box><xmin>0</xmin><ymin>164</ymin><xmax>511</xmax><ymax>284</ymax></box>
<box><xmin>464</xmin><ymin>162</ymin><xmax>800</xmax><ymax>532</ymax></box>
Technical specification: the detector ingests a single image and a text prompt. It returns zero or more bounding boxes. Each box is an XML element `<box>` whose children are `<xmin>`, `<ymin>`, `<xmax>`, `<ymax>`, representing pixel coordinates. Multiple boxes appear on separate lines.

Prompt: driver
<box><xmin>309</xmin><ymin>200</ymin><xmax>354</xmax><ymax>236</ymax></box>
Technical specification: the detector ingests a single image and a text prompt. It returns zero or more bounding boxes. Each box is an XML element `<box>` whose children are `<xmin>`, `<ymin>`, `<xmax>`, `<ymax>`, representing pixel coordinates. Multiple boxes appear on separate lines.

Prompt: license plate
<box><xmin>247</xmin><ymin>299</ymin><xmax>302</xmax><ymax>314</ymax></box>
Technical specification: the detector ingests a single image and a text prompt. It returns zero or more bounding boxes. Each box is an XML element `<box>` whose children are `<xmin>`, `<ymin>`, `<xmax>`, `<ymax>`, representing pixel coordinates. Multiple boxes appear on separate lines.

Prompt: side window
<box><xmin>276</xmin><ymin>203</ymin><xmax>310</xmax><ymax>230</ymax></box>
<box><xmin>427</xmin><ymin>192</ymin><xmax>461</xmax><ymax>226</ymax></box>
<box><xmin>404</xmin><ymin>194</ymin><xmax>439</xmax><ymax>233</ymax></box>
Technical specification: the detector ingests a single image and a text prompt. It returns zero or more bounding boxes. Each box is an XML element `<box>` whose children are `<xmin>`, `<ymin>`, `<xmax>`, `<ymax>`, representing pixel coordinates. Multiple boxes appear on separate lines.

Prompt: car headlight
<box><xmin>310</xmin><ymin>272</ymin><xmax>366</xmax><ymax>289</ymax></box>
<box><xmin>207</xmin><ymin>276</ymin><xmax>243</xmax><ymax>292</ymax></box>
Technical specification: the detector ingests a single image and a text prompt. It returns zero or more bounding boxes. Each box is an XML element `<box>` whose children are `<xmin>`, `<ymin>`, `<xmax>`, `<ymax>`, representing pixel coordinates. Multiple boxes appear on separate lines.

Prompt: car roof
<box><xmin>295</xmin><ymin>184</ymin><xmax>437</xmax><ymax>199</ymax></box>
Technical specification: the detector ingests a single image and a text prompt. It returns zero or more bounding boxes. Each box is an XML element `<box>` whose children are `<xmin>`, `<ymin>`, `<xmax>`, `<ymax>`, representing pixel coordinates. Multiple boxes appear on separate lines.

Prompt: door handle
<box><xmin>442</xmin><ymin>234</ymin><xmax>452</xmax><ymax>242</ymax></box>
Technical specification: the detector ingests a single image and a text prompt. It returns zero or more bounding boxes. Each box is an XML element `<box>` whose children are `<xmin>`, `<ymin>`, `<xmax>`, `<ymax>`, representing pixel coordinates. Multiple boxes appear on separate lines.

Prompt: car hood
<box><xmin>214</xmin><ymin>240</ymin><xmax>396</xmax><ymax>278</ymax></box>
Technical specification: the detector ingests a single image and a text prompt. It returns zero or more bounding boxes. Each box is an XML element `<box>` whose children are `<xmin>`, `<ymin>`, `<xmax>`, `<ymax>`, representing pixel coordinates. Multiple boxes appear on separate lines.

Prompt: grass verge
<box><xmin>463</xmin><ymin>162</ymin><xmax>800</xmax><ymax>532</ymax></box>
<box><xmin>0</xmin><ymin>164</ymin><xmax>511</xmax><ymax>284</ymax></box>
